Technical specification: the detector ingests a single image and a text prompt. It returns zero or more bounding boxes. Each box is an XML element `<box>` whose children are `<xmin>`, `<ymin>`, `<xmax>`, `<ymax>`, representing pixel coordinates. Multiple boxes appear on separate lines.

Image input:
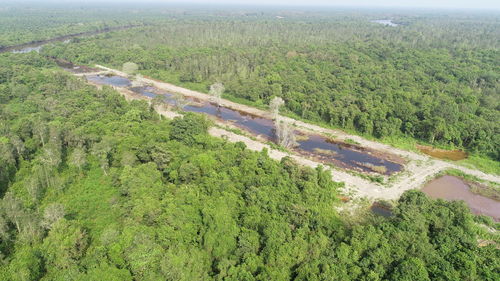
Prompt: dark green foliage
<box><xmin>169</xmin><ymin>113</ymin><xmax>209</xmax><ymax>145</ymax></box>
<box><xmin>0</xmin><ymin>53</ymin><xmax>498</xmax><ymax>280</ymax></box>
<box><xmin>41</xmin><ymin>10</ymin><xmax>500</xmax><ymax>161</ymax></box>
<box><xmin>2</xmin><ymin>4</ymin><xmax>500</xmax><ymax>278</ymax></box>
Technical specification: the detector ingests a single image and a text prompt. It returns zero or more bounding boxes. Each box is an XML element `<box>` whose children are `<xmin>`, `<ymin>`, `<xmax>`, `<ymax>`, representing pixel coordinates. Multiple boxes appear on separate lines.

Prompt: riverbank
<box><xmin>0</xmin><ymin>25</ymin><xmax>143</xmax><ymax>54</ymax></box>
<box><xmin>137</xmin><ymin>68</ymin><xmax>499</xmax><ymax>176</ymax></box>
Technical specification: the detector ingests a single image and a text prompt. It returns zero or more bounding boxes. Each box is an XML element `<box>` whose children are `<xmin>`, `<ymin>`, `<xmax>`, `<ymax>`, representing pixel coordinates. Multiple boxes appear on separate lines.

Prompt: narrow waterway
<box><xmin>422</xmin><ymin>175</ymin><xmax>500</xmax><ymax>221</ymax></box>
<box><xmin>86</xmin><ymin>75</ymin><xmax>404</xmax><ymax>175</ymax></box>
<box><xmin>0</xmin><ymin>25</ymin><xmax>141</xmax><ymax>54</ymax></box>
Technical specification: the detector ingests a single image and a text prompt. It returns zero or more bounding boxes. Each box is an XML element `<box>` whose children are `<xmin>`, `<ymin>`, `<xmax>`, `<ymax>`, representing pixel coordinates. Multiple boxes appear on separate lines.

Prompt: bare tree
<box><xmin>151</xmin><ymin>95</ymin><xmax>166</xmax><ymax>119</ymax></box>
<box><xmin>49</xmin><ymin>125</ymin><xmax>62</xmax><ymax>147</ymax></box>
<box><xmin>41</xmin><ymin>203</ymin><xmax>65</xmax><ymax>230</ymax></box>
<box><xmin>25</xmin><ymin>175</ymin><xmax>42</xmax><ymax>202</ymax></box>
<box><xmin>172</xmin><ymin>92</ymin><xmax>190</xmax><ymax>110</ymax></box>
<box><xmin>0</xmin><ymin>142</ymin><xmax>15</xmax><ymax>167</ymax></box>
<box><xmin>2</xmin><ymin>192</ymin><xmax>24</xmax><ymax>233</ymax></box>
<box><xmin>122</xmin><ymin>62</ymin><xmax>138</xmax><ymax>76</ymax></box>
<box><xmin>33</xmin><ymin>119</ymin><xmax>48</xmax><ymax>147</ymax></box>
<box><xmin>275</xmin><ymin>119</ymin><xmax>297</xmax><ymax>148</ymax></box>
<box><xmin>64</xmin><ymin>130</ymin><xmax>85</xmax><ymax>148</ymax></box>
<box><xmin>209</xmin><ymin>82</ymin><xmax>225</xmax><ymax>107</ymax></box>
<box><xmin>100</xmin><ymin>227</ymin><xmax>119</xmax><ymax>246</ymax></box>
<box><xmin>43</xmin><ymin>97</ymin><xmax>58</xmax><ymax>112</ymax></box>
<box><xmin>121</xmin><ymin>151</ymin><xmax>137</xmax><ymax>167</ymax></box>
<box><xmin>69</xmin><ymin>147</ymin><xmax>87</xmax><ymax>172</ymax></box>
<box><xmin>91</xmin><ymin>139</ymin><xmax>113</xmax><ymax>175</ymax></box>
<box><xmin>3</xmin><ymin>191</ymin><xmax>42</xmax><ymax>242</ymax></box>
<box><xmin>269</xmin><ymin>97</ymin><xmax>285</xmax><ymax>120</ymax></box>
<box><xmin>10</xmin><ymin>134</ymin><xmax>25</xmax><ymax>159</ymax></box>
<box><xmin>19</xmin><ymin>214</ymin><xmax>42</xmax><ymax>243</ymax></box>
<box><xmin>0</xmin><ymin>214</ymin><xmax>9</xmax><ymax>241</ymax></box>
<box><xmin>135</xmin><ymin>73</ymin><xmax>143</xmax><ymax>80</ymax></box>
<box><xmin>39</xmin><ymin>144</ymin><xmax>62</xmax><ymax>188</ymax></box>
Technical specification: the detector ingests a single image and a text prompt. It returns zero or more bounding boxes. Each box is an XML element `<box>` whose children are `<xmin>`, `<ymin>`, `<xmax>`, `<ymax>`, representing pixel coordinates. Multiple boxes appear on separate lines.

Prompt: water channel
<box><xmin>83</xmin><ymin>76</ymin><xmax>500</xmax><ymax>222</ymax></box>
<box><xmin>3</xmin><ymin>29</ymin><xmax>405</xmax><ymax>176</ymax></box>
<box><xmin>7</xmin><ymin>30</ymin><xmax>498</xmax><ymax>222</ymax></box>
<box><xmin>0</xmin><ymin>25</ymin><xmax>141</xmax><ymax>54</ymax></box>
<box><xmin>86</xmin><ymin>74</ymin><xmax>404</xmax><ymax>175</ymax></box>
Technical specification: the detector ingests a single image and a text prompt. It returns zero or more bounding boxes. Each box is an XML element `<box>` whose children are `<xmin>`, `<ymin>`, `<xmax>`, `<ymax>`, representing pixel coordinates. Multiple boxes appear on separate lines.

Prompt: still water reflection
<box><xmin>422</xmin><ymin>175</ymin><xmax>500</xmax><ymax>221</ymax></box>
<box><xmin>86</xmin><ymin>75</ymin><xmax>404</xmax><ymax>175</ymax></box>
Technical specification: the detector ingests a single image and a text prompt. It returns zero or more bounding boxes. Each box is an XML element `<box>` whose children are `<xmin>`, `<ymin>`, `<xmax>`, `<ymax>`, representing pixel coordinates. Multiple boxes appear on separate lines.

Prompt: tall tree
<box><xmin>41</xmin><ymin>203</ymin><xmax>65</xmax><ymax>230</ymax></box>
<box><xmin>270</xmin><ymin>97</ymin><xmax>285</xmax><ymax>120</ymax></box>
<box><xmin>151</xmin><ymin>95</ymin><xmax>166</xmax><ymax>119</ymax></box>
<box><xmin>209</xmin><ymin>82</ymin><xmax>225</xmax><ymax>107</ymax></box>
<box><xmin>122</xmin><ymin>62</ymin><xmax>138</xmax><ymax>76</ymax></box>
<box><xmin>68</xmin><ymin>147</ymin><xmax>87</xmax><ymax>172</ymax></box>
<box><xmin>275</xmin><ymin>119</ymin><xmax>297</xmax><ymax>148</ymax></box>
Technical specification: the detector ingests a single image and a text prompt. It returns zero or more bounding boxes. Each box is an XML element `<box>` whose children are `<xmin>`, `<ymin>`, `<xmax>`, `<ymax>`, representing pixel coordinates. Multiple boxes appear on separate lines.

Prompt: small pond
<box><xmin>422</xmin><ymin>175</ymin><xmax>500</xmax><ymax>221</ymax></box>
<box><xmin>371</xmin><ymin>203</ymin><xmax>393</xmax><ymax>217</ymax></box>
<box><xmin>417</xmin><ymin>145</ymin><xmax>468</xmax><ymax>161</ymax></box>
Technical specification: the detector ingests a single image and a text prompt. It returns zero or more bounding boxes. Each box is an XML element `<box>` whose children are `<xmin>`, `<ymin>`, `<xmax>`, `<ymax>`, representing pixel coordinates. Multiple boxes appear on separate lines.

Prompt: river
<box><xmin>0</xmin><ymin>25</ymin><xmax>141</xmax><ymax>54</ymax></box>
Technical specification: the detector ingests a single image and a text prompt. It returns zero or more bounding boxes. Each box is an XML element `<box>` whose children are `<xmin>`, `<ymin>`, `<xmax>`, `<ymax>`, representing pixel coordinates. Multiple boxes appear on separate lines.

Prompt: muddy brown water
<box><xmin>372</xmin><ymin>19</ymin><xmax>399</xmax><ymax>26</ymax></box>
<box><xmin>422</xmin><ymin>175</ymin><xmax>500</xmax><ymax>221</ymax></box>
<box><xmin>417</xmin><ymin>145</ymin><xmax>468</xmax><ymax>161</ymax></box>
<box><xmin>84</xmin><ymin>75</ymin><xmax>404</xmax><ymax>175</ymax></box>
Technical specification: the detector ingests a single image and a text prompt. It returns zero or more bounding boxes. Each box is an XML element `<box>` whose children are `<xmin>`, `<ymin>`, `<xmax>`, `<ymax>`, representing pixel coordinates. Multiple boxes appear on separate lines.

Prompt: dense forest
<box><xmin>1</xmin><ymin>4</ymin><xmax>500</xmax><ymax>280</ymax></box>
<box><xmin>0</xmin><ymin>3</ymin><xmax>176</xmax><ymax>48</ymax></box>
<box><xmin>41</xmin><ymin>10</ymin><xmax>500</xmax><ymax>162</ymax></box>
<box><xmin>0</xmin><ymin>47</ymin><xmax>499</xmax><ymax>280</ymax></box>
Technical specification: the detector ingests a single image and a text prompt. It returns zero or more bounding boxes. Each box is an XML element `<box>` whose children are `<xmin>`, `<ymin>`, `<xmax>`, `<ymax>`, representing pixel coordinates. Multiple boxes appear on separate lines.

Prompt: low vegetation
<box><xmin>313</xmin><ymin>147</ymin><xmax>338</xmax><ymax>156</ymax></box>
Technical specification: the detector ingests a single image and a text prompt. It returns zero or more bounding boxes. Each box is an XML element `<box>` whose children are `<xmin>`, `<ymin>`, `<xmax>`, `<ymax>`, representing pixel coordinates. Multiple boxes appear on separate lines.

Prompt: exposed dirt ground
<box><xmin>84</xmin><ymin>65</ymin><xmax>500</xmax><ymax>201</ymax></box>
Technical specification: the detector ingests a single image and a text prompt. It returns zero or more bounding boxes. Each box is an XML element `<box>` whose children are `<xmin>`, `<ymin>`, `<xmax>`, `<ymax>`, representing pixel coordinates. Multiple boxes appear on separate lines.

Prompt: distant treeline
<box><xmin>42</xmin><ymin>12</ymin><xmax>500</xmax><ymax>160</ymax></box>
<box><xmin>0</xmin><ymin>52</ymin><xmax>498</xmax><ymax>281</ymax></box>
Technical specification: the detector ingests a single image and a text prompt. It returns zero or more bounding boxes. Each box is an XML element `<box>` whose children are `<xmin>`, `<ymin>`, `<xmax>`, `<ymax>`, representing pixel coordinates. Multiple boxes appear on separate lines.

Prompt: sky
<box><xmin>5</xmin><ymin>0</ymin><xmax>500</xmax><ymax>10</ymax></box>
<box><xmin>171</xmin><ymin>0</ymin><xmax>500</xmax><ymax>10</ymax></box>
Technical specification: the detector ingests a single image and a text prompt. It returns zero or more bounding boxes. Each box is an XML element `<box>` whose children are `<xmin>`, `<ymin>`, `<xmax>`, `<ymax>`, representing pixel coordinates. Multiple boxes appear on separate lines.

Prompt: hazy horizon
<box><xmin>2</xmin><ymin>0</ymin><xmax>500</xmax><ymax>11</ymax></box>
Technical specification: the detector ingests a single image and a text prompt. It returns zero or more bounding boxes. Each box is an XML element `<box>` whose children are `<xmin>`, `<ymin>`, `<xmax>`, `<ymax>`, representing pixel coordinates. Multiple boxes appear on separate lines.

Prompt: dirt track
<box><xmin>87</xmin><ymin>65</ymin><xmax>500</xmax><ymax>201</ymax></box>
